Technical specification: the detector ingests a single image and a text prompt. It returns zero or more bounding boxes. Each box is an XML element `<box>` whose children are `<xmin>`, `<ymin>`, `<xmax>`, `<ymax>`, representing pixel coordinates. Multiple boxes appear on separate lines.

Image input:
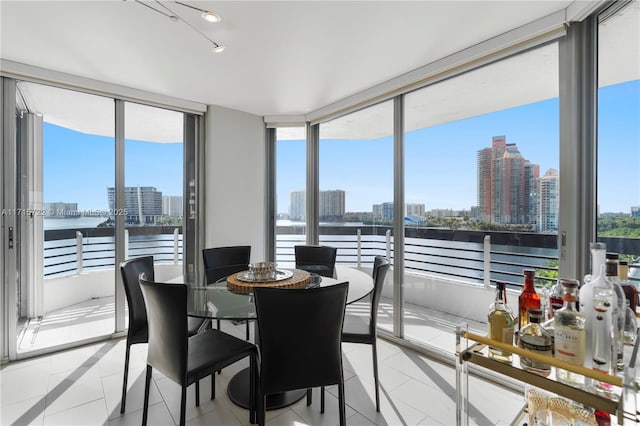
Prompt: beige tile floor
<box><xmin>2</xmin><ymin>310</ymin><xmax>525</xmax><ymax>426</ymax></box>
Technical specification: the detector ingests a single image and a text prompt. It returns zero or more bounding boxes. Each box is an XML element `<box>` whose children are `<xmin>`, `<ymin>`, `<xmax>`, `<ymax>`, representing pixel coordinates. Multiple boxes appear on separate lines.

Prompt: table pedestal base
<box><xmin>227</xmin><ymin>368</ymin><xmax>307</xmax><ymax>410</ymax></box>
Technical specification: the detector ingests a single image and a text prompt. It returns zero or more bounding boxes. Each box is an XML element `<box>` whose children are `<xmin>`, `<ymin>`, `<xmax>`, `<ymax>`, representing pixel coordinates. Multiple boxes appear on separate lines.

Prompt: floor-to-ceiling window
<box><xmin>318</xmin><ymin>101</ymin><xmax>395</xmax><ymax>329</ymax></box>
<box><xmin>274</xmin><ymin>127</ymin><xmax>306</xmax><ymax>267</ymax></box>
<box><xmin>124</xmin><ymin>102</ymin><xmax>184</xmax><ymax>284</ymax></box>
<box><xmin>401</xmin><ymin>42</ymin><xmax>560</xmax><ymax>346</ymax></box>
<box><xmin>596</xmin><ymin>1</ymin><xmax>640</xmax><ymax>274</ymax></box>
<box><xmin>263</xmin><ymin>6</ymin><xmax>634</xmax><ymax>358</ymax></box>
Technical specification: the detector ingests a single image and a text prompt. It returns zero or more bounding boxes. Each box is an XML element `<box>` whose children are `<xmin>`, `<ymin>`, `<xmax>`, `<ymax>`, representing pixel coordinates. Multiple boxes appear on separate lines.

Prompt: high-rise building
<box><xmin>477</xmin><ymin>136</ymin><xmax>540</xmax><ymax>225</ymax></box>
<box><xmin>107</xmin><ymin>186</ymin><xmax>163</xmax><ymax>225</ymax></box>
<box><xmin>372</xmin><ymin>202</ymin><xmax>394</xmax><ymax>221</ymax></box>
<box><xmin>290</xmin><ymin>190</ymin><xmax>305</xmax><ymax>221</ymax></box>
<box><xmin>406</xmin><ymin>203</ymin><xmax>426</xmax><ymax>217</ymax></box>
<box><xmin>289</xmin><ymin>189</ymin><xmax>346</xmax><ymax>221</ymax></box>
<box><xmin>373</xmin><ymin>202</ymin><xmax>425</xmax><ymax>221</ymax></box>
<box><xmin>525</xmin><ymin>162</ymin><xmax>540</xmax><ymax>225</ymax></box>
<box><xmin>538</xmin><ymin>169</ymin><xmax>559</xmax><ymax>232</ymax></box>
<box><xmin>319</xmin><ymin>190</ymin><xmax>345</xmax><ymax>221</ymax></box>
<box><xmin>632</xmin><ymin>206</ymin><xmax>640</xmax><ymax>218</ymax></box>
<box><xmin>162</xmin><ymin>195</ymin><xmax>183</xmax><ymax>218</ymax></box>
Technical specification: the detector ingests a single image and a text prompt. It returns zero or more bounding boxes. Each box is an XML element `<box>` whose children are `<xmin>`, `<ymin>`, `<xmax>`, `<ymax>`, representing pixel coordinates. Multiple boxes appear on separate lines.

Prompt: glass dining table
<box><xmin>185</xmin><ymin>266</ymin><xmax>374</xmax><ymax>411</ymax></box>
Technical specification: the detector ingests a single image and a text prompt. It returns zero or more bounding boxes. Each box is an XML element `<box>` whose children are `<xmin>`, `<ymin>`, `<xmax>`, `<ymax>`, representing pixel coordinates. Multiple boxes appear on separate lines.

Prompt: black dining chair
<box><xmin>119</xmin><ymin>256</ymin><xmax>207</xmax><ymax>414</ymax></box>
<box><xmin>341</xmin><ymin>256</ymin><xmax>390</xmax><ymax>412</ymax></box>
<box><xmin>254</xmin><ymin>282</ymin><xmax>349</xmax><ymax>426</ymax></box>
<box><xmin>202</xmin><ymin>246</ymin><xmax>252</xmax><ymax>340</ymax></box>
<box><xmin>294</xmin><ymin>245</ymin><xmax>337</xmax><ymax>278</ymax></box>
<box><xmin>139</xmin><ymin>277</ymin><xmax>258</xmax><ymax>426</ymax></box>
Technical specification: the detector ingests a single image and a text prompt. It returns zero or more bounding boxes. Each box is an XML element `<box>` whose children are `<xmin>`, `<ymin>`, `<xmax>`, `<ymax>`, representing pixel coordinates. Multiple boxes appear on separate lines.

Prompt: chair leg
<box><xmin>217</xmin><ymin>320</ymin><xmax>222</xmax><ymax>375</ymax></box>
<box><xmin>211</xmin><ymin>373</ymin><xmax>216</xmax><ymax>399</ymax></box>
<box><xmin>120</xmin><ymin>342</ymin><xmax>131</xmax><ymax>413</ymax></box>
<box><xmin>180</xmin><ymin>385</ymin><xmax>187</xmax><ymax>426</ymax></box>
<box><xmin>142</xmin><ymin>365</ymin><xmax>152</xmax><ymax>426</ymax></box>
<box><xmin>338</xmin><ymin>380</ymin><xmax>346</xmax><ymax>426</ymax></box>
<box><xmin>195</xmin><ymin>380</ymin><xmax>200</xmax><ymax>406</ymax></box>
<box><xmin>372</xmin><ymin>342</ymin><xmax>380</xmax><ymax>412</ymax></box>
<box><xmin>249</xmin><ymin>354</ymin><xmax>256</xmax><ymax>424</ymax></box>
<box><xmin>306</xmin><ymin>388</ymin><xmax>312</xmax><ymax>406</ymax></box>
<box><xmin>246</xmin><ymin>320</ymin><xmax>250</xmax><ymax>341</ymax></box>
<box><xmin>258</xmin><ymin>392</ymin><xmax>266</xmax><ymax>426</ymax></box>
<box><xmin>321</xmin><ymin>385</ymin><xmax>325</xmax><ymax>413</ymax></box>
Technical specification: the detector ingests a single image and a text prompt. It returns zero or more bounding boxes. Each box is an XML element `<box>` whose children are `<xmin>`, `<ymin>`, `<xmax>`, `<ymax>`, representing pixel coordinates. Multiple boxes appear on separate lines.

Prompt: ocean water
<box><xmin>44</xmin><ymin>217</ymin><xmax>106</xmax><ymax>230</ymax></box>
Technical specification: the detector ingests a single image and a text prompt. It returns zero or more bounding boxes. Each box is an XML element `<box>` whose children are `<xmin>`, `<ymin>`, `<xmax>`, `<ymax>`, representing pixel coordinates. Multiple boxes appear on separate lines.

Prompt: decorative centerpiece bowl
<box><xmin>248</xmin><ymin>261</ymin><xmax>277</xmax><ymax>281</ymax></box>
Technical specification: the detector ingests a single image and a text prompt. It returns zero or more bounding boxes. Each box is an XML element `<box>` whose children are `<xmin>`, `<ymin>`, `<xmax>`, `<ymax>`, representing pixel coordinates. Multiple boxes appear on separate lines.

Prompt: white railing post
<box><xmin>356</xmin><ymin>229</ymin><xmax>362</xmax><ymax>268</ymax></box>
<box><xmin>173</xmin><ymin>228</ymin><xmax>179</xmax><ymax>264</ymax></box>
<box><xmin>124</xmin><ymin>229</ymin><xmax>129</xmax><ymax>260</ymax></box>
<box><xmin>76</xmin><ymin>231</ymin><xmax>83</xmax><ymax>274</ymax></box>
<box><xmin>386</xmin><ymin>229</ymin><xmax>391</xmax><ymax>260</ymax></box>
<box><xmin>484</xmin><ymin>235</ymin><xmax>491</xmax><ymax>287</ymax></box>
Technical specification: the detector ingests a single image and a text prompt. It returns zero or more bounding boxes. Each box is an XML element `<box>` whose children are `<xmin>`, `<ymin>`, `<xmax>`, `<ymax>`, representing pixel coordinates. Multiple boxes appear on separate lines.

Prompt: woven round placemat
<box><xmin>226</xmin><ymin>269</ymin><xmax>311</xmax><ymax>293</ymax></box>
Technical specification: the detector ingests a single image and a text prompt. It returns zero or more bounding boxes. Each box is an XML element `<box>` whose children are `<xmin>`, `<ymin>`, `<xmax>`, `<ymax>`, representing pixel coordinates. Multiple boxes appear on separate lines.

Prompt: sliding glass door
<box><xmin>15</xmin><ymin>81</ymin><xmax>116</xmax><ymax>354</ymax></box>
<box><xmin>6</xmin><ymin>80</ymin><xmax>195</xmax><ymax>358</ymax></box>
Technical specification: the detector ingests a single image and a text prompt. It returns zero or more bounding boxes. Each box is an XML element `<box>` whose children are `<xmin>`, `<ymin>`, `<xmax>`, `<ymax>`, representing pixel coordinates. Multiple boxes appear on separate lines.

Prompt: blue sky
<box><xmin>43</xmin><ymin>127</ymin><xmax>183</xmax><ymax>210</ymax></box>
<box><xmin>277</xmin><ymin>80</ymin><xmax>639</xmax><ymax>215</ymax></box>
<box><xmin>43</xmin><ymin>80</ymin><xmax>638</xmax><ymax>216</ymax></box>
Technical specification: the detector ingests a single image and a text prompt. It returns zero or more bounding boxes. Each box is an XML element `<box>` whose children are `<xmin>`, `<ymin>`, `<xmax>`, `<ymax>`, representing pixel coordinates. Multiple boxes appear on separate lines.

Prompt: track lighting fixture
<box><xmin>132</xmin><ymin>1</ymin><xmax>225</xmax><ymax>53</ymax></box>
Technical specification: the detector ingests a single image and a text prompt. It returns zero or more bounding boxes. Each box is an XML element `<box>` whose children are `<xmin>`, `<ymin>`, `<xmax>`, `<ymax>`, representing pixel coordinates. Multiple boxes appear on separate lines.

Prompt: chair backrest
<box><xmin>139</xmin><ymin>277</ymin><xmax>189</xmax><ymax>385</ymax></box>
<box><xmin>254</xmin><ymin>282</ymin><xmax>348</xmax><ymax>395</ymax></box>
<box><xmin>120</xmin><ymin>256</ymin><xmax>155</xmax><ymax>341</ymax></box>
<box><xmin>369</xmin><ymin>256</ymin><xmax>391</xmax><ymax>334</ymax></box>
<box><xmin>202</xmin><ymin>246</ymin><xmax>251</xmax><ymax>284</ymax></box>
<box><xmin>294</xmin><ymin>245</ymin><xmax>337</xmax><ymax>278</ymax></box>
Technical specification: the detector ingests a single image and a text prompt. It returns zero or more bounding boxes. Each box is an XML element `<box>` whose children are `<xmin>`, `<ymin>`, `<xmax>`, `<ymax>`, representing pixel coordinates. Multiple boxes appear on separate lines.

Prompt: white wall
<box><xmin>205</xmin><ymin>105</ymin><xmax>266</xmax><ymax>263</ymax></box>
<box><xmin>381</xmin><ymin>271</ymin><xmax>515</xmax><ymax>324</ymax></box>
<box><xmin>43</xmin><ymin>263</ymin><xmax>181</xmax><ymax>313</ymax></box>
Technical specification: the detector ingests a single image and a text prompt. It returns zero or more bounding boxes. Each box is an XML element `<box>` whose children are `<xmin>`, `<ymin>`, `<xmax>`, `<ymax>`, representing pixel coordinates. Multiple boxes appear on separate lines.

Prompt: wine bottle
<box><xmin>487</xmin><ymin>282</ymin><xmax>516</xmax><ymax>363</ymax></box>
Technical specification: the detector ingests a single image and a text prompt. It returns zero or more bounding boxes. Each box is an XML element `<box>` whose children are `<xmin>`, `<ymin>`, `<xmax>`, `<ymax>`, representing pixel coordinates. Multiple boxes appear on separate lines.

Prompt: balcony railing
<box><xmin>43</xmin><ymin>224</ymin><xmax>640</xmax><ymax>285</ymax></box>
<box><xmin>44</xmin><ymin>226</ymin><xmax>182</xmax><ymax>277</ymax></box>
<box><xmin>276</xmin><ymin>225</ymin><xmax>640</xmax><ymax>288</ymax></box>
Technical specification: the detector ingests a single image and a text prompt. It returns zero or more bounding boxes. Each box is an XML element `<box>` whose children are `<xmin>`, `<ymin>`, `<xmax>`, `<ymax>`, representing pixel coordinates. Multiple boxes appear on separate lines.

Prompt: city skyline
<box><xmin>40</xmin><ymin>80</ymin><xmax>637</xmax><ymax>217</ymax></box>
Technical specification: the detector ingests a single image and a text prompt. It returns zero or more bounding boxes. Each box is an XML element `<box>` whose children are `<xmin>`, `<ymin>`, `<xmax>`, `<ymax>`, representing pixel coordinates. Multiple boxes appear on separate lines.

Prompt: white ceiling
<box><xmin>1</xmin><ymin>0</ymin><xmax>579</xmax><ymax>117</ymax></box>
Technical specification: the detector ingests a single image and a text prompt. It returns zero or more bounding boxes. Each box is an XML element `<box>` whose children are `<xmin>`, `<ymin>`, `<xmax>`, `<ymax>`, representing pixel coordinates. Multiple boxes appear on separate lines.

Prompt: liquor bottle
<box><xmin>519</xmin><ymin>269</ymin><xmax>541</xmax><ymax>331</ymax></box>
<box><xmin>518</xmin><ymin>308</ymin><xmax>552</xmax><ymax>376</ymax></box>
<box><xmin>624</xmin><ymin>299</ymin><xmax>637</xmax><ymax>345</ymax></box>
<box><xmin>580</xmin><ymin>242</ymin><xmax>606</xmax><ymax>369</ymax></box>
<box><xmin>591</xmin><ymin>266</ymin><xmax>616</xmax><ymax>397</ymax></box>
<box><xmin>595</xmin><ymin>410</ymin><xmax>611</xmax><ymax>426</ymax></box>
<box><xmin>541</xmin><ymin>316</ymin><xmax>555</xmax><ymax>355</ymax></box>
<box><xmin>619</xmin><ymin>260</ymin><xmax>638</xmax><ymax>312</ymax></box>
<box><xmin>605</xmin><ymin>253</ymin><xmax>625</xmax><ymax>372</ymax></box>
<box><xmin>554</xmin><ymin>278</ymin><xmax>586</xmax><ymax>389</ymax></box>
<box><xmin>548</xmin><ymin>279</ymin><xmax>564</xmax><ymax>318</ymax></box>
<box><xmin>487</xmin><ymin>282</ymin><xmax>516</xmax><ymax>363</ymax></box>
